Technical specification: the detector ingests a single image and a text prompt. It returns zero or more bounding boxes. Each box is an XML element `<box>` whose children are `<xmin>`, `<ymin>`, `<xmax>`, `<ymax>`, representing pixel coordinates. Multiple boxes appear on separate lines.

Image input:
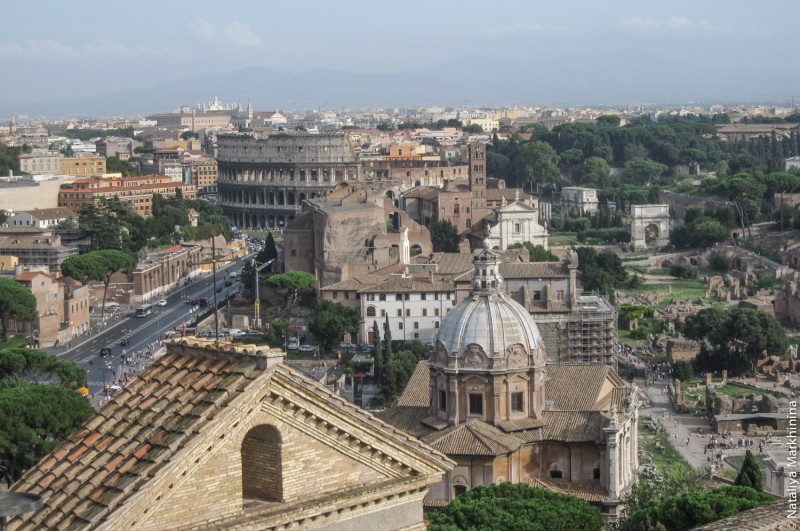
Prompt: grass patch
<box><xmin>720</xmin><ymin>453</ymin><xmax>768</xmax><ymax>481</ymax></box>
<box><xmin>640</xmin><ymin>420</ymin><xmax>693</xmax><ymax>476</ymax></box>
<box><xmin>635</xmin><ymin>280</ymin><xmax>708</xmax><ymax>308</ymax></box>
<box><xmin>549</xmin><ymin>232</ymin><xmax>579</xmax><ymax>246</ymax></box>
<box><xmin>716</xmin><ymin>383</ymin><xmax>786</xmax><ymax>398</ymax></box>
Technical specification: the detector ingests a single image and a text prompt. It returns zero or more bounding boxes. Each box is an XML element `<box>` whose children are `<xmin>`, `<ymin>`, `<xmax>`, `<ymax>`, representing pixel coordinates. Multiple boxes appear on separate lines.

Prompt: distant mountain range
<box><xmin>4</xmin><ymin>53</ymin><xmax>799</xmax><ymax>118</ymax></box>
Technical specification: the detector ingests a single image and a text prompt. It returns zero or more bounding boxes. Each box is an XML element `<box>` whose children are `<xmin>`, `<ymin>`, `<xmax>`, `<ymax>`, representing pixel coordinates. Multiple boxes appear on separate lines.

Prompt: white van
<box><xmin>286</xmin><ymin>339</ymin><xmax>299</xmax><ymax>350</ymax></box>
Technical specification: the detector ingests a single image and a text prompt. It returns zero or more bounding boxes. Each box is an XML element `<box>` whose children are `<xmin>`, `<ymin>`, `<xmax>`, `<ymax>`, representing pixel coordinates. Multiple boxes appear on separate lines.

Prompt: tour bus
<box><xmin>135</xmin><ymin>304</ymin><xmax>153</xmax><ymax>317</ymax></box>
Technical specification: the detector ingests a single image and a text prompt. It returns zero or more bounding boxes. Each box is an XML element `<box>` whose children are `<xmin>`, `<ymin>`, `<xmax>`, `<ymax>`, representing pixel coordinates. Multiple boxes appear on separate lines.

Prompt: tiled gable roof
<box><xmin>11</xmin><ymin>341</ymin><xmax>453</xmax><ymax>530</ymax></box>
<box><xmin>500</xmin><ymin>261</ymin><xmax>569</xmax><ymax>279</ymax></box>
<box><xmin>541</xmin><ymin>411</ymin><xmax>607</xmax><ymax>444</ymax></box>
<box><xmin>377</xmin><ymin>362</ymin><xmax>433</xmax><ymax>438</ymax></box>
<box><xmin>421</xmin><ymin>420</ymin><xmax>522</xmax><ymax>456</ymax></box>
<box><xmin>358</xmin><ymin>274</ymin><xmax>454</xmax><ymax>294</ymax></box>
<box><xmin>320</xmin><ymin>274</ymin><xmax>385</xmax><ymax>292</ymax></box>
<box><xmin>693</xmin><ymin>499</ymin><xmax>786</xmax><ymax>530</ymax></box>
<box><xmin>545</xmin><ymin>364</ymin><xmax>625</xmax><ymax>411</ymax></box>
<box><xmin>23</xmin><ymin>208</ymin><xmax>77</xmax><ymax>220</ymax></box>
<box><xmin>524</xmin><ymin>475</ymin><xmax>608</xmax><ymax>503</ymax></box>
<box><xmin>409</xmin><ymin>252</ymin><xmax>474</xmax><ymax>275</ymax></box>
<box><xmin>12</xmin><ymin>343</ymin><xmax>267</xmax><ymax>530</ymax></box>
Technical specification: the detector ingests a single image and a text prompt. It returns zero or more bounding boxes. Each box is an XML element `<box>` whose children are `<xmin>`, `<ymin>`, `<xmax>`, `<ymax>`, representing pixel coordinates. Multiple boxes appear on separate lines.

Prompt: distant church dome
<box><xmin>433</xmin><ymin>245</ymin><xmax>545</xmax><ymax>366</ymax></box>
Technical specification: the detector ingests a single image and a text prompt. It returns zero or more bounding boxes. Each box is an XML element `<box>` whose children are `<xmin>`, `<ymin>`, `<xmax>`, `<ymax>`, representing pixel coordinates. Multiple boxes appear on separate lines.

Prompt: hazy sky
<box><xmin>1</xmin><ymin>0</ymin><xmax>796</xmax><ymax>108</ymax></box>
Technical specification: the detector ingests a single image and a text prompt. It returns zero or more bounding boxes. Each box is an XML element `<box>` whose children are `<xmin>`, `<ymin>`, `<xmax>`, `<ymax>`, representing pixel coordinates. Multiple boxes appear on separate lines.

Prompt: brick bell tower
<box><xmin>468</xmin><ymin>142</ymin><xmax>490</xmax><ymax>229</ymax></box>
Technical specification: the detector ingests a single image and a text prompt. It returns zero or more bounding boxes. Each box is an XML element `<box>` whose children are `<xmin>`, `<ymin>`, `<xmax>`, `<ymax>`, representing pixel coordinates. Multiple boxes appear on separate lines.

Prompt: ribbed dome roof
<box><xmin>434</xmin><ymin>247</ymin><xmax>543</xmax><ymax>361</ymax></box>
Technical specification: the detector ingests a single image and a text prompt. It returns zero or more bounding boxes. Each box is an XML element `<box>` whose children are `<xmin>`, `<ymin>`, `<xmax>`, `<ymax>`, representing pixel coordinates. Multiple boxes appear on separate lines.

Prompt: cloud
<box><xmin>81</xmin><ymin>40</ymin><xmax>156</xmax><ymax>58</ymax></box>
<box><xmin>0</xmin><ymin>39</ymin><xmax>80</xmax><ymax>59</ymax></box>
<box><xmin>0</xmin><ymin>38</ymin><xmax>170</xmax><ymax>60</ymax></box>
<box><xmin>188</xmin><ymin>18</ymin><xmax>264</xmax><ymax>48</ymax></box>
<box><xmin>620</xmin><ymin>15</ymin><xmax>725</xmax><ymax>32</ymax></box>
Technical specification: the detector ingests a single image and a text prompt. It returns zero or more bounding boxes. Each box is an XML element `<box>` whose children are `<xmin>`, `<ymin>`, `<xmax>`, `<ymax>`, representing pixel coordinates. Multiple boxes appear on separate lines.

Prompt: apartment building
<box><xmin>357</xmin><ymin>271</ymin><xmax>457</xmax><ymax>344</ymax></box>
<box><xmin>58</xmin><ymin>174</ymin><xmax>197</xmax><ymax>216</ymax></box>
<box><xmin>59</xmin><ymin>153</ymin><xmax>106</xmax><ymax>176</ymax></box>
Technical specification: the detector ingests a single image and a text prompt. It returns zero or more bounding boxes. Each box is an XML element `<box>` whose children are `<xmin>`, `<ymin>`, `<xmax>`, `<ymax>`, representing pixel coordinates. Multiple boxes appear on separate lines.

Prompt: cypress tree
<box><xmin>735</xmin><ymin>450</ymin><xmax>763</xmax><ymax>491</ymax></box>
<box><xmin>383</xmin><ymin>315</ymin><xmax>393</xmax><ymax>368</ymax></box>
<box><xmin>372</xmin><ymin>320</ymin><xmax>382</xmax><ymax>383</ymax></box>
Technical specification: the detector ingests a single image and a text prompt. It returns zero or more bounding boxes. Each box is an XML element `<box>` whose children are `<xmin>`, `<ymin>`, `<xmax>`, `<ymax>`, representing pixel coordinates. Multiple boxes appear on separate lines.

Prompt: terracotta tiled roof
<box><xmin>693</xmin><ymin>500</ymin><xmax>787</xmax><ymax>530</ymax></box>
<box><xmin>15</xmin><ymin>271</ymin><xmax>50</xmax><ymax>281</ymax></box>
<box><xmin>358</xmin><ymin>274</ymin><xmax>454</xmax><ymax>293</ymax></box>
<box><xmin>545</xmin><ymin>364</ymin><xmax>626</xmax><ymax>411</ymax></box>
<box><xmin>397</xmin><ymin>361</ymin><xmax>431</xmax><ymax>408</ymax></box>
<box><xmin>541</xmin><ymin>411</ymin><xmax>607</xmax><ymax>444</ymax></box>
<box><xmin>22</xmin><ymin>207</ymin><xmax>77</xmax><ymax>220</ymax></box>
<box><xmin>320</xmin><ymin>274</ymin><xmax>385</xmax><ymax>292</ymax></box>
<box><xmin>377</xmin><ymin>362</ymin><xmax>433</xmax><ymax>438</ymax></box>
<box><xmin>421</xmin><ymin>420</ymin><xmax>523</xmax><ymax>456</ymax></box>
<box><xmin>486</xmin><ymin>188</ymin><xmax>530</xmax><ymax>202</ymax></box>
<box><xmin>524</xmin><ymin>476</ymin><xmax>608</xmax><ymax>503</ymax></box>
<box><xmin>409</xmin><ymin>252</ymin><xmax>474</xmax><ymax>275</ymax></box>
<box><xmin>610</xmin><ymin>387</ymin><xmax>631</xmax><ymax>412</ymax></box>
<box><xmin>12</xmin><ymin>342</ymin><xmax>268</xmax><ymax>530</ymax></box>
<box><xmin>12</xmin><ymin>341</ymin><xmax>454</xmax><ymax>530</ymax></box>
<box><xmin>500</xmin><ymin>261</ymin><xmax>569</xmax><ymax>279</ymax></box>
<box><xmin>496</xmin><ymin>417</ymin><xmax>546</xmax><ymax>432</ymax></box>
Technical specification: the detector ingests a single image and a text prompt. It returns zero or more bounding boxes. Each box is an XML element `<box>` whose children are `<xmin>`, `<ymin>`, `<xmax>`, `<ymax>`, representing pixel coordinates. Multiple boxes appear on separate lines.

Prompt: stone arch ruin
<box><xmin>631</xmin><ymin>205</ymin><xmax>670</xmax><ymax>250</ymax></box>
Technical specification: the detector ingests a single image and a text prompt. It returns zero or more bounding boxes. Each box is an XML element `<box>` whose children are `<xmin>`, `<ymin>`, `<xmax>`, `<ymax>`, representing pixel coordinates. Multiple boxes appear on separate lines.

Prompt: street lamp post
<box><xmin>252</xmin><ymin>258</ymin><xmax>275</xmax><ymax>329</ymax></box>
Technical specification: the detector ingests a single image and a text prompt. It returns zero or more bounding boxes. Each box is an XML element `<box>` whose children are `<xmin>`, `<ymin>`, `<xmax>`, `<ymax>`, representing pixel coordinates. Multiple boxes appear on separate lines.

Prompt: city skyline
<box><xmin>1</xmin><ymin>1</ymin><xmax>799</xmax><ymax>116</ymax></box>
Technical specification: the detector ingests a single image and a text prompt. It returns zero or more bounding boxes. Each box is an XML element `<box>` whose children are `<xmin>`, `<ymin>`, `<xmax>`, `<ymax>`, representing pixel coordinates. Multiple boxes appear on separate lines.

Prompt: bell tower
<box><xmin>468</xmin><ymin>142</ymin><xmax>489</xmax><ymax>228</ymax></box>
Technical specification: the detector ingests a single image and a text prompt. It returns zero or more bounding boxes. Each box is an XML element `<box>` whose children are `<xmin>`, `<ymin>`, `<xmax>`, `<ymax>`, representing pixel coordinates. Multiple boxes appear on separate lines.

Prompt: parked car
<box><xmin>298</xmin><ymin>344</ymin><xmax>315</xmax><ymax>352</ymax></box>
<box><xmin>339</xmin><ymin>342</ymin><xmax>356</xmax><ymax>350</ymax></box>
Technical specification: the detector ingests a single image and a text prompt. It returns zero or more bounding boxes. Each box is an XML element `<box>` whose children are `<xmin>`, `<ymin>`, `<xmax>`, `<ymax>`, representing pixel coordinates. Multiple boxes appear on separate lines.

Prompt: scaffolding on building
<box><xmin>565</xmin><ymin>293</ymin><xmax>618</xmax><ymax>371</ymax></box>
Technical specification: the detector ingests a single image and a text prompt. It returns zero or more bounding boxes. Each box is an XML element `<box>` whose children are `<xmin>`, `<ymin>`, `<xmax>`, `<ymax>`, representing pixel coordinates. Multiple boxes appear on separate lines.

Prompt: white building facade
<box><xmin>359</xmin><ymin>272</ymin><xmax>457</xmax><ymax>344</ymax></box>
<box><xmin>485</xmin><ymin>197</ymin><xmax>549</xmax><ymax>251</ymax></box>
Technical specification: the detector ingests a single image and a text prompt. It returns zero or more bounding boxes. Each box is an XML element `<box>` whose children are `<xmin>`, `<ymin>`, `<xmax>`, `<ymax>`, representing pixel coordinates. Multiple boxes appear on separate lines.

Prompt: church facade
<box><xmin>380</xmin><ymin>246</ymin><xmax>639</xmax><ymax>521</ymax></box>
<box><xmin>9</xmin><ymin>342</ymin><xmax>452</xmax><ymax>530</ymax></box>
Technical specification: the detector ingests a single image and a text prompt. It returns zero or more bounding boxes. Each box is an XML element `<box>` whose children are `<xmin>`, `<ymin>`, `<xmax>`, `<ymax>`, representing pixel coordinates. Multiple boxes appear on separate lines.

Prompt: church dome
<box><xmin>433</xmin><ymin>246</ymin><xmax>544</xmax><ymax>365</ymax></box>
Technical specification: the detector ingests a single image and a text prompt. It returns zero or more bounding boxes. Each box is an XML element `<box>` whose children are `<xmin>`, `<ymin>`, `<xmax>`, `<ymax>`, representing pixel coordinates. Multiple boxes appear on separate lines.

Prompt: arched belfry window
<box><xmin>242</xmin><ymin>424</ymin><xmax>283</xmax><ymax>501</ymax></box>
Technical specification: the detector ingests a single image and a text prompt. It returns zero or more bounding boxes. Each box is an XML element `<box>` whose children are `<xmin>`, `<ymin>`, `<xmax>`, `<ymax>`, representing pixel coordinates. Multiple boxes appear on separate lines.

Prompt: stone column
<box><xmin>604</xmin><ymin>412</ymin><xmax>622</xmax><ymax>500</ymax></box>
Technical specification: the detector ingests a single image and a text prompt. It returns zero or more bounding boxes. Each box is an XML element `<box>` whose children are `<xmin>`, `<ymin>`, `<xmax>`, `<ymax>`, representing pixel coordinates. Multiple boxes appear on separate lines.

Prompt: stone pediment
<box><xmin>10</xmin><ymin>343</ymin><xmax>452</xmax><ymax>531</ymax></box>
<box><xmin>498</xmin><ymin>201</ymin><xmax>536</xmax><ymax>214</ymax></box>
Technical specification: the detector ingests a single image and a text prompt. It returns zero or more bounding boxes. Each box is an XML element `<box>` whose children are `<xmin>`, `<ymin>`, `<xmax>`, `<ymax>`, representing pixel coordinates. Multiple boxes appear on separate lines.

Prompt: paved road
<box><xmin>50</xmin><ymin>260</ymin><xmax>247</xmax><ymax>398</ymax></box>
<box><xmin>641</xmin><ymin>378</ymin><xmax>786</xmax><ymax>474</ymax></box>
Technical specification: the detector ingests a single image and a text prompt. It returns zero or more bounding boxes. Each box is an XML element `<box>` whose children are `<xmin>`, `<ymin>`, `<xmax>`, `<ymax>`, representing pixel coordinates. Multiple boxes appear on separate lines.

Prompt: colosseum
<box><xmin>216</xmin><ymin>133</ymin><xmax>362</xmax><ymax>229</ymax></box>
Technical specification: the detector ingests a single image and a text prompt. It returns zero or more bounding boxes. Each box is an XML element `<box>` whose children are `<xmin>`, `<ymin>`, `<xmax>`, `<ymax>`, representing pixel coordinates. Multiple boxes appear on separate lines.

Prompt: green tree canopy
<box><xmin>0</xmin><ymin>278</ymin><xmax>38</xmax><ymax>340</ymax></box>
<box><xmin>514</xmin><ymin>140</ymin><xmax>561</xmax><ymax>188</ymax></box>
<box><xmin>0</xmin><ymin>384</ymin><xmax>94</xmax><ymax>485</ymax></box>
<box><xmin>309</xmin><ymin>301</ymin><xmax>359</xmax><ymax>354</ymax></box>
<box><xmin>431</xmin><ymin>220</ymin><xmax>460</xmax><ymax>253</ymax></box>
<box><xmin>620</xmin><ymin>486</ymin><xmax>774</xmax><ymax>531</ymax></box>
<box><xmin>0</xmin><ymin>348</ymin><xmax>87</xmax><ymax>389</ymax></box>
<box><xmin>683</xmin><ymin>307</ymin><xmax>788</xmax><ymax>375</ymax></box>
<box><xmin>266</xmin><ymin>271</ymin><xmax>316</xmax><ymax>307</ymax></box>
<box><xmin>61</xmin><ymin>250</ymin><xmax>137</xmax><ymax>321</ymax></box>
<box><xmin>580</xmin><ymin>156</ymin><xmax>612</xmax><ymax>186</ymax></box>
<box><xmin>427</xmin><ymin>482</ymin><xmax>603</xmax><ymax>531</ymax></box>
<box><xmin>575</xmin><ymin>247</ymin><xmax>628</xmax><ymax>296</ymax></box>
<box><xmin>735</xmin><ymin>450</ymin><xmax>764</xmax><ymax>491</ymax></box>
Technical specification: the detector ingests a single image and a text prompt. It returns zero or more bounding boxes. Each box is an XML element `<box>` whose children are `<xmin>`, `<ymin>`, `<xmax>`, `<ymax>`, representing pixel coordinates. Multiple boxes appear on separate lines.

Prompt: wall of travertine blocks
<box><xmin>131</xmin><ymin>407</ymin><xmax>405</xmax><ymax>530</ymax></box>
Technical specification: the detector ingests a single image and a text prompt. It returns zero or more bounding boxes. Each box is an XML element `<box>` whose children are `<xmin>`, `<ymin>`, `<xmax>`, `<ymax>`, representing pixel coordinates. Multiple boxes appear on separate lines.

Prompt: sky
<box><xmin>1</xmin><ymin>0</ymin><xmax>797</xmax><ymax>112</ymax></box>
